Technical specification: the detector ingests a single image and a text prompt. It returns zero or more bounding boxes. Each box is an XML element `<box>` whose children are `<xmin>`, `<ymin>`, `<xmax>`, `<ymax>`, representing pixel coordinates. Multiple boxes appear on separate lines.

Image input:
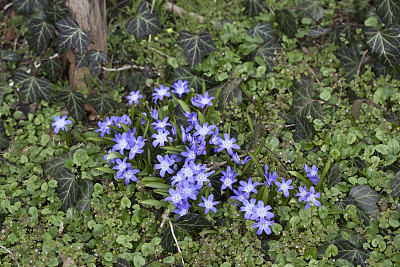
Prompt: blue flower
<box><xmin>155</xmin><ymin>155</ymin><xmax>175</xmax><ymax>177</ymax></box>
<box><xmin>215</xmin><ymin>133</ymin><xmax>240</xmax><ymax>155</ymax></box>
<box><xmin>209</xmin><ymin>127</ymin><xmax>220</xmax><ymax>145</ymax></box>
<box><xmin>173</xmin><ymin>201</ymin><xmax>191</xmax><ymax>218</ymax></box>
<box><xmin>264</xmin><ymin>171</ymin><xmax>278</xmax><ymax>188</ymax></box>
<box><xmin>112</xmin><ymin>132</ymin><xmax>131</xmax><ymax>155</ymax></box>
<box><xmin>151</xmin><ymin>117</ymin><xmax>172</xmax><ymax>131</ymax></box>
<box><xmin>52</xmin><ymin>115</ymin><xmax>72</xmax><ymax>134</ymax></box>
<box><xmin>127</xmin><ymin>90</ymin><xmax>143</xmax><ymax>105</ymax></box>
<box><xmin>171</xmin><ymin>171</ymin><xmax>186</xmax><ymax>187</ymax></box>
<box><xmin>178</xmin><ymin>180</ymin><xmax>199</xmax><ymax>200</ymax></box>
<box><xmin>118</xmin><ymin>167</ymin><xmax>140</xmax><ymax>185</ymax></box>
<box><xmin>195</xmin><ymin>170</ymin><xmax>215</xmax><ymax>184</ymax></box>
<box><xmin>95</xmin><ymin>117</ymin><xmax>113</xmax><ymax>137</ymax></box>
<box><xmin>128</xmin><ymin>136</ymin><xmax>146</xmax><ymax>159</ymax></box>
<box><xmin>250</xmin><ymin>200</ymin><xmax>274</xmax><ymax>221</ymax></box>
<box><xmin>151</xmin><ymin>129</ymin><xmax>172</xmax><ymax>147</ymax></box>
<box><xmin>238</xmin><ymin>178</ymin><xmax>260</xmax><ymax>198</ymax></box>
<box><xmin>150</xmin><ymin>107</ymin><xmax>159</xmax><ymax>120</ymax></box>
<box><xmin>305</xmin><ymin>186</ymin><xmax>321</xmax><ymax>210</ymax></box>
<box><xmin>152</xmin><ymin>84</ymin><xmax>171</xmax><ymax>104</ymax></box>
<box><xmin>304</xmin><ymin>164</ymin><xmax>319</xmax><ymax>185</ymax></box>
<box><xmin>199</xmin><ymin>194</ymin><xmax>219</xmax><ymax>215</ymax></box>
<box><xmin>191</xmin><ymin>92</ymin><xmax>215</xmax><ymax>108</ymax></box>
<box><xmin>275</xmin><ymin>178</ymin><xmax>294</xmax><ymax>198</ymax></box>
<box><xmin>165</xmin><ymin>188</ymin><xmax>184</xmax><ymax>205</ymax></box>
<box><xmin>231</xmin><ymin>189</ymin><xmax>247</xmax><ymax>202</ymax></box>
<box><xmin>220</xmin><ymin>166</ymin><xmax>238</xmax><ymax>190</ymax></box>
<box><xmin>253</xmin><ymin>218</ymin><xmax>274</xmax><ymax>235</ymax></box>
<box><xmin>184</xmin><ymin>111</ymin><xmax>198</xmax><ymax>126</ymax></box>
<box><xmin>232</xmin><ymin>152</ymin><xmax>251</xmax><ymax>165</ymax></box>
<box><xmin>194</xmin><ymin>123</ymin><xmax>216</xmax><ymax>140</ymax></box>
<box><xmin>113</xmin><ymin>157</ymin><xmax>131</xmax><ymax>178</ymax></box>
<box><xmin>295</xmin><ymin>186</ymin><xmax>309</xmax><ymax>203</ymax></box>
<box><xmin>181</xmin><ymin>146</ymin><xmax>197</xmax><ymax>164</ymax></box>
<box><xmin>171</xmin><ymin>80</ymin><xmax>190</xmax><ymax>97</ymax></box>
<box><xmin>240</xmin><ymin>198</ymin><xmax>256</xmax><ymax>220</ymax></box>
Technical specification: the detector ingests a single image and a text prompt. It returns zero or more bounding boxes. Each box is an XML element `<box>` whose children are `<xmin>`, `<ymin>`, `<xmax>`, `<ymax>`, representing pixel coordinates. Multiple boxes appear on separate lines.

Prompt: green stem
<box><xmin>328</xmin><ymin>206</ymin><xmax>351</xmax><ymax>215</ymax></box>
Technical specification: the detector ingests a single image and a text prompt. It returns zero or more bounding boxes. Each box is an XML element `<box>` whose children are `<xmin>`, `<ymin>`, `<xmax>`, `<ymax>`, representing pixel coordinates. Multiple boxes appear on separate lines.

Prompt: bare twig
<box><xmin>164</xmin><ymin>1</ymin><xmax>217</xmax><ymax>26</ymax></box>
<box><xmin>102</xmin><ymin>65</ymin><xmax>145</xmax><ymax>72</ymax></box>
<box><xmin>355</xmin><ymin>49</ymin><xmax>368</xmax><ymax>86</ymax></box>
<box><xmin>169</xmin><ymin>221</ymin><xmax>185</xmax><ymax>267</ymax></box>
<box><xmin>148</xmin><ymin>0</ymin><xmax>156</xmax><ymax>43</ymax></box>
<box><xmin>308</xmin><ymin>67</ymin><xmax>322</xmax><ymax>88</ymax></box>
<box><xmin>312</xmin><ymin>99</ymin><xmax>340</xmax><ymax>108</ymax></box>
<box><xmin>0</xmin><ymin>245</ymin><xmax>21</xmax><ymax>267</ymax></box>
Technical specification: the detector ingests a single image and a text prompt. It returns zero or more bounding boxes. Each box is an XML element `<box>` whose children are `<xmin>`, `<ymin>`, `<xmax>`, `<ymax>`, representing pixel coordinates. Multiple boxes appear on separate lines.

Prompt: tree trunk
<box><xmin>64</xmin><ymin>0</ymin><xmax>107</xmax><ymax>90</ymax></box>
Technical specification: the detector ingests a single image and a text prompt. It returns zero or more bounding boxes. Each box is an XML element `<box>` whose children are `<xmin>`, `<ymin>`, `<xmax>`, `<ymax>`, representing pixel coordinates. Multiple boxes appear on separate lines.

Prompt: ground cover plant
<box><xmin>1</xmin><ymin>0</ymin><xmax>400</xmax><ymax>266</ymax></box>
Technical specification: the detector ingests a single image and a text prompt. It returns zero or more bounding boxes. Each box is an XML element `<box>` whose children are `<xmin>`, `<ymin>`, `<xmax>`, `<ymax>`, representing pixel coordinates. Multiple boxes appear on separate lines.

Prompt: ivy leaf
<box><xmin>126</xmin><ymin>1</ymin><xmax>161</xmax><ymax>41</ymax></box>
<box><xmin>293</xmin><ymin>117</ymin><xmax>316</xmax><ymax>142</ymax></box>
<box><xmin>44</xmin><ymin>0</ymin><xmax>71</xmax><ymax>24</ymax></box>
<box><xmin>297</xmin><ymin>0</ymin><xmax>324</xmax><ymax>23</ymax></box>
<box><xmin>275</xmin><ymin>10</ymin><xmax>298</xmax><ymax>38</ymax></box>
<box><xmin>251</xmin><ymin>39</ymin><xmax>280</xmax><ymax>71</ymax></box>
<box><xmin>116</xmin><ymin>258</ymin><xmax>132</xmax><ymax>267</ymax></box>
<box><xmin>42</xmin><ymin>59</ymin><xmax>61</xmax><ymax>79</ymax></box>
<box><xmin>27</xmin><ymin>18</ymin><xmax>56</xmax><ymax>52</ymax></box>
<box><xmin>208</xmin><ymin>78</ymin><xmax>242</xmax><ymax>110</ymax></box>
<box><xmin>56</xmin><ymin>17</ymin><xmax>91</xmax><ymax>54</ymax></box>
<box><xmin>0</xmin><ymin>50</ymin><xmax>22</xmax><ymax>62</ymax></box>
<box><xmin>43</xmin><ymin>150</ymin><xmax>76</xmax><ymax>177</ymax></box>
<box><xmin>161</xmin><ymin>226</ymin><xmax>178</xmax><ymax>253</ymax></box>
<box><xmin>86</xmin><ymin>50</ymin><xmax>108</xmax><ymax>77</ymax></box>
<box><xmin>56</xmin><ymin>168</ymin><xmax>79</xmax><ymax>211</ymax></box>
<box><xmin>0</xmin><ymin>82</ymin><xmax>11</xmax><ymax>106</ymax></box>
<box><xmin>290</xmin><ymin>78</ymin><xmax>324</xmax><ymax>119</ymax></box>
<box><xmin>76</xmin><ymin>179</ymin><xmax>93</xmax><ymax>213</ymax></box>
<box><xmin>375</xmin><ymin>0</ymin><xmax>400</xmax><ymax>25</ymax></box>
<box><xmin>366</xmin><ymin>24</ymin><xmax>400</xmax><ymax>68</ymax></box>
<box><xmin>336</xmin><ymin>44</ymin><xmax>362</xmax><ymax>81</ymax></box>
<box><xmin>330</xmin><ymin>25</ymin><xmax>356</xmax><ymax>45</ymax></box>
<box><xmin>347</xmin><ymin>185</ymin><xmax>380</xmax><ymax>225</ymax></box>
<box><xmin>391</xmin><ymin>171</ymin><xmax>400</xmax><ymax>197</ymax></box>
<box><xmin>0</xmin><ymin>119</ymin><xmax>9</xmax><ymax>150</ymax></box>
<box><xmin>58</xmin><ymin>90</ymin><xmax>86</xmax><ymax>121</ymax></box>
<box><xmin>88</xmin><ymin>93</ymin><xmax>114</xmax><ymax>116</ymax></box>
<box><xmin>75</xmin><ymin>53</ymin><xmax>88</xmax><ymax>69</ymax></box>
<box><xmin>177</xmin><ymin>31</ymin><xmax>217</xmax><ymax>69</ymax></box>
<box><xmin>176</xmin><ymin>213</ymin><xmax>212</xmax><ymax>232</ymax></box>
<box><xmin>243</xmin><ymin>0</ymin><xmax>267</xmax><ymax>17</ymax></box>
<box><xmin>325</xmin><ymin>163</ymin><xmax>342</xmax><ymax>187</ymax></box>
<box><xmin>173</xmin><ymin>66</ymin><xmax>215</xmax><ymax>93</ymax></box>
<box><xmin>13</xmin><ymin>0</ymin><xmax>46</xmax><ymax>15</ymax></box>
<box><xmin>13</xmin><ymin>70</ymin><xmax>51</xmax><ymax>103</ymax></box>
<box><xmin>247</xmin><ymin>22</ymin><xmax>275</xmax><ymax>42</ymax></box>
<box><xmin>334</xmin><ymin>239</ymin><xmax>369</xmax><ymax>267</ymax></box>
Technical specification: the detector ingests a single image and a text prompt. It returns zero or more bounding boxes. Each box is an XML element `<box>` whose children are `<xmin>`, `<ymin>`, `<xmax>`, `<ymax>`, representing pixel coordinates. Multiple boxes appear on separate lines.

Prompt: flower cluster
<box><xmin>52</xmin><ymin>115</ymin><xmax>72</xmax><ymax>134</ymax></box>
<box><xmin>303</xmin><ymin>164</ymin><xmax>319</xmax><ymax>185</ymax></box>
<box><xmin>296</xmin><ymin>186</ymin><xmax>321</xmax><ymax>209</ymax></box>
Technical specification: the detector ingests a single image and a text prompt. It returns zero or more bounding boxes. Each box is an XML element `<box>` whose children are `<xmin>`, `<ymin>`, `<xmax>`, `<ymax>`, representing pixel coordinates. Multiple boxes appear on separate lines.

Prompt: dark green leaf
<box><xmin>348</xmin><ymin>185</ymin><xmax>380</xmax><ymax>225</ymax></box>
<box><xmin>243</xmin><ymin>0</ymin><xmax>267</xmax><ymax>17</ymax></box>
<box><xmin>126</xmin><ymin>1</ymin><xmax>161</xmax><ymax>41</ymax></box>
<box><xmin>13</xmin><ymin>0</ymin><xmax>45</xmax><ymax>15</ymax></box>
<box><xmin>56</xmin><ymin>17</ymin><xmax>91</xmax><ymax>54</ymax></box>
<box><xmin>0</xmin><ymin>82</ymin><xmax>11</xmax><ymax>106</ymax></box>
<box><xmin>44</xmin><ymin>0</ymin><xmax>71</xmax><ymax>24</ymax></box>
<box><xmin>297</xmin><ymin>0</ymin><xmax>324</xmax><ymax>23</ymax></box>
<box><xmin>59</xmin><ymin>90</ymin><xmax>86</xmax><ymax>121</ymax></box>
<box><xmin>0</xmin><ymin>50</ymin><xmax>22</xmax><ymax>62</ymax></box>
<box><xmin>247</xmin><ymin>22</ymin><xmax>275</xmax><ymax>42</ymax></box>
<box><xmin>290</xmin><ymin>78</ymin><xmax>324</xmax><ymax>119</ymax></box>
<box><xmin>75</xmin><ymin>53</ymin><xmax>88</xmax><ymax>69</ymax></box>
<box><xmin>173</xmin><ymin>66</ymin><xmax>215</xmax><ymax>93</ymax></box>
<box><xmin>0</xmin><ymin>119</ymin><xmax>9</xmax><ymax>150</ymax></box>
<box><xmin>325</xmin><ymin>163</ymin><xmax>341</xmax><ymax>187</ymax></box>
<box><xmin>88</xmin><ymin>93</ymin><xmax>114</xmax><ymax>116</ymax></box>
<box><xmin>366</xmin><ymin>24</ymin><xmax>400</xmax><ymax>68</ymax></box>
<box><xmin>161</xmin><ymin>226</ymin><xmax>178</xmax><ymax>253</ymax></box>
<box><xmin>44</xmin><ymin>149</ymin><xmax>76</xmax><ymax>177</ymax></box>
<box><xmin>208</xmin><ymin>78</ymin><xmax>242</xmax><ymax>110</ymax></box>
<box><xmin>308</xmin><ymin>28</ymin><xmax>331</xmax><ymax>37</ymax></box>
<box><xmin>391</xmin><ymin>171</ymin><xmax>400</xmax><ymax>197</ymax></box>
<box><xmin>293</xmin><ymin>117</ymin><xmax>316</xmax><ymax>142</ymax></box>
<box><xmin>375</xmin><ymin>0</ymin><xmax>400</xmax><ymax>25</ymax></box>
<box><xmin>56</xmin><ymin>168</ymin><xmax>79</xmax><ymax>211</ymax></box>
<box><xmin>352</xmin><ymin>99</ymin><xmax>363</xmax><ymax>120</ymax></box>
<box><xmin>330</xmin><ymin>25</ymin><xmax>356</xmax><ymax>45</ymax></box>
<box><xmin>251</xmin><ymin>39</ymin><xmax>280</xmax><ymax>71</ymax></box>
<box><xmin>42</xmin><ymin>59</ymin><xmax>61</xmax><ymax>79</ymax></box>
<box><xmin>13</xmin><ymin>70</ymin><xmax>51</xmax><ymax>103</ymax></box>
<box><xmin>176</xmin><ymin>213</ymin><xmax>212</xmax><ymax>232</ymax></box>
<box><xmin>86</xmin><ymin>50</ymin><xmax>108</xmax><ymax>77</ymax></box>
<box><xmin>116</xmin><ymin>258</ymin><xmax>132</xmax><ymax>267</ymax></box>
<box><xmin>76</xmin><ymin>179</ymin><xmax>93</xmax><ymax>212</ymax></box>
<box><xmin>177</xmin><ymin>31</ymin><xmax>217</xmax><ymax>69</ymax></box>
<box><xmin>336</xmin><ymin>44</ymin><xmax>362</xmax><ymax>81</ymax></box>
<box><xmin>275</xmin><ymin>10</ymin><xmax>298</xmax><ymax>38</ymax></box>
<box><xmin>27</xmin><ymin>18</ymin><xmax>56</xmax><ymax>52</ymax></box>
<box><xmin>335</xmin><ymin>239</ymin><xmax>369</xmax><ymax>267</ymax></box>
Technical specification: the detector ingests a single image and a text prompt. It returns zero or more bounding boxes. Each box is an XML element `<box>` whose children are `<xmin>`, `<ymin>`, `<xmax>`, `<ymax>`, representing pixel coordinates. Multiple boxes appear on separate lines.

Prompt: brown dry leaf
<box><xmin>84</xmin><ymin>103</ymin><xmax>100</xmax><ymax>121</ymax></box>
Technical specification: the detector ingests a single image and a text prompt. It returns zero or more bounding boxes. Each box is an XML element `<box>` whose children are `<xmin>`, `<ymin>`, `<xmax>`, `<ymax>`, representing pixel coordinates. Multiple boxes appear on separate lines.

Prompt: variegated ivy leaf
<box><xmin>56</xmin><ymin>17</ymin><xmax>91</xmax><ymax>54</ymax></box>
<box><xmin>275</xmin><ymin>10</ymin><xmax>298</xmax><ymax>38</ymax></box>
<box><xmin>88</xmin><ymin>93</ymin><xmax>114</xmax><ymax>116</ymax></box>
<box><xmin>0</xmin><ymin>50</ymin><xmax>22</xmax><ymax>62</ymax></box>
<box><xmin>334</xmin><ymin>240</ymin><xmax>369</xmax><ymax>267</ymax></box>
<box><xmin>290</xmin><ymin>78</ymin><xmax>324</xmax><ymax>119</ymax></box>
<box><xmin>375</xmin><ymin>0</ymin><xmax>400</xmax><ymax>25</ymax></box>
<box><xmin>208</xmin><ymin>78</ymin><xmax>242</xmax><ymax>110</ymax></box>
<box><xmin>0</xmin><ymin>119</ymin><xmax>9</xmax><ymax>149</ymax></box>
<box><xmin>251</xmin><ymin>39</ymin><xmax>280</xmax><ymax>71</ymax></box>
<box><xmin>391</xmin><ymin>171</ymin><xmax>400</xmax><ymax>197</ymax></box>
<box><xmin>13</xmin><ymin>70</ymin><xmax>51</xmax><ymax>103</ymax></box>
<box><xmin>44</xmin><ymin>0</ymin><xmax>71</xmax><ymax>24</ymax></box>
<box><xmin>247</xmin><ymin>22</ymin><xmax>275</xmax><ymax>42</ymax></box>
<box><xmin>176</xmin><ymin>213</ymin><xmax>212</xmax><ymax>232</ymax></box>
<box><xmin>243</xmin><ymin>0</ymin><xmax>267</xmax><ymax>17</ymax></box>
<box><xmin>76</xmin><ymin>179</ymin><xmax>94</xmax><ymax>213</ymax></box>
<box><xmin>0</xmin><ymin>82</ymin><xmax>11</xmax><ymax>106</ymax></box>
<box><xmin>325</xmin><ymin>163</ymin><xmax>341</xmax><ymax>187</ymax></box>
<box><xmin>330</xmin><ymin>25</ymin><xmax>356</xmax><ymax>45</ymax></box>
<box><xmin>336</xmin><ymin>44</ymin><xmax>362</xmax><ymax>81</ymax></box>
<box><xmin>75</xmin><ymin>53</ymin><xmax>88</xmax><ymax>69</ymax></box>
<box><xmin>86</xmin><ymin>50</ymin><xmax>108</xmax><ymax>77</ymax></box>
<box><xmin>161</xmin><ymin>226</ymin><xmax>178</xmax><ymax>253</ymax></box>
<box><xmin>173</xmin><ymin>66</ymin><xmax>215</xmax><ymax>93</ymax></box>
<box><xmin>345</xmin><ymin>185</ymin><xmax>380</xmax><ymax>225</ymax></box>
<box><xmin>177</xmin><ymin>31</ymin><xmax>217</xmax><ymax>69</ymax></box>
<box><xmin>13</xmin><ymin>0</ymin><xmax>46</xmax><ymax>15</ymax></box>
<box><xmin>44</xmin><ymin>149</ymin><xmax>77</xmax><ymax>177</ymax></box>
<box><xmin>27</xmin><ymin>18</ymin><xmax>56</xmax><ymax>52</ymax></box>
<box><xmin>56</xmin><ymin>168</ymin><xmax>79</xmax><ymax>212</ymax></box>
<box><xmin>42</xmin><ymin>59</ymin><xmax>61</xmax><ymax>79</ymax></box>
<box><xmin>366</xmin><ymin>24</ymin><xmax>400</xmax><ymax>68</ymax></box>
<box><xmin>126</xmin><ymin>1</ymin><xmax>161</xmax><ymax>41</ymax></box>
<box><xmin>58</xmin><ymin>90</ymin><xmax>86</xmax><ymax>121</ymax></box>
<box><xmin>297</xmin><ymin>0</ymin><xmax>324</xmax><ymax>23</ymax></box>
<box><xmin>293</xmin><ymin>116</ymin><xmax>316</xmax><ymax>142</ymax></box>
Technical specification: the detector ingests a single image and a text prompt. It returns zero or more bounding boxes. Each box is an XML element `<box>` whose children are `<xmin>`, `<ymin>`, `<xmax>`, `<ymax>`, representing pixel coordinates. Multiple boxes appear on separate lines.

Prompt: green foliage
<box><xmin>126</xmin><ymin>1</ymin><xmax>161</xmax><ymax>41</ymax></box>
<box><xmin>56</xmin><ymin>17</ymin><xmax>91</xmax><ymax>54</ymax></box>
